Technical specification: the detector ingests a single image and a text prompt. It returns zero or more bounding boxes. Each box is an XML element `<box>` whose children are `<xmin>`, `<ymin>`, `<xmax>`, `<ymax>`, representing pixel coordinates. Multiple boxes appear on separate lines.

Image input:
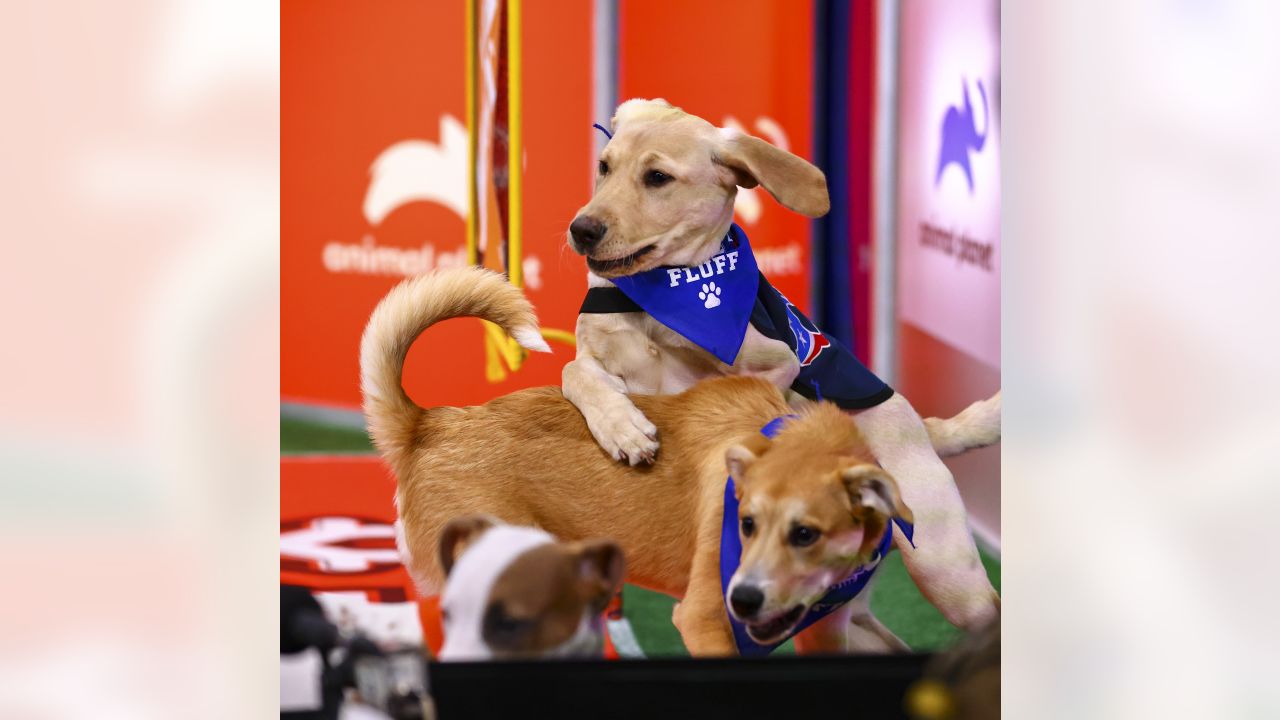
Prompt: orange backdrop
<box><xmin>283</xmin><ymin>0</ymin><xmax>592</xmax><ymax>410</ymax></box>
<box><xmin>284</xmin><ymin>0</ymin><xmax>814</xmax><ymax>409</ymax></box>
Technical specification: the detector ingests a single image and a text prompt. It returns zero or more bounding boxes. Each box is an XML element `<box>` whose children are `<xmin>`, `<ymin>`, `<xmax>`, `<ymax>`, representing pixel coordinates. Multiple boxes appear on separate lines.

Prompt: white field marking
<box><xmin>280</xmin><ymin>517</ymin><xmax>400</xmax><ymax>572</ymax></box>
<box><xmin>605</xmin><ymin>617</ymin><xmax>645</xmax><ymax>658</ymax></box>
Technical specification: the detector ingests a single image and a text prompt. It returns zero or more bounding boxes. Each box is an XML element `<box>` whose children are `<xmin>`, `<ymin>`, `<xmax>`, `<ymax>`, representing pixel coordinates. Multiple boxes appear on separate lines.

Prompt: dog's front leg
<box><xmin>562</xmin><ymin>354</ymin><xmax>659</xmax><ymax>465</ymax></box>
<box><xmin>852</xmin><ymin>394</ymin><xmax>999</xmax><ymax>630</ymax></box>
<box><xmin>671</xmin><ymin>569</ymin><xmax>736</xmax><ymax>657</ymax></box>
<box><xmin>672</xmin><ymin>499</ymin><xmax>737</xmax><ymax>656</ymax></box>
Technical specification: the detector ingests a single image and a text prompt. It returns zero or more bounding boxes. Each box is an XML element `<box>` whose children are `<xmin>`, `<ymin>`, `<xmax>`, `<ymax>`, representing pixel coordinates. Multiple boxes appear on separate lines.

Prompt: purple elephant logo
<box><xmin>935</xmin><ymin>78</ymin><xmax>989</xmax><ymax>194</ymax></box>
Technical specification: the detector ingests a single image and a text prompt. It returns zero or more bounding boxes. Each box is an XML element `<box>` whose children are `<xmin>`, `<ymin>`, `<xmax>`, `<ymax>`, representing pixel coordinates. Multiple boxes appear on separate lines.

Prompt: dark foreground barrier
<box><xmin>428</xmin><ymin>653</ymin><xmax>932</xmax><ymax>719</ymax></box>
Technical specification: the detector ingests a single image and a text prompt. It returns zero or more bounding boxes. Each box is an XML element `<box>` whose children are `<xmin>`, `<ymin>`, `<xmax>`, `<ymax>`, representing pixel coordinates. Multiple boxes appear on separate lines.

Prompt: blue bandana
<box><xmin>582</xmin><ymin>225</ymin><xmax>894</xmax><ymax>410</ymax></box>
<box><xmin>610</xmin><ymin>227</ymin><xmax>760</xmax><ymax>365</ymax></box>
<box><xmin>719</xmin><ymin>416</ymin><xmax>915</xmax><ymax>656</ymax></box>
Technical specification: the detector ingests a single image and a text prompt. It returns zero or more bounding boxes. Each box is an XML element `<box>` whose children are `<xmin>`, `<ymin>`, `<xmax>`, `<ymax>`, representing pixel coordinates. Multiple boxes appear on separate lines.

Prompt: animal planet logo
<box><xmin>322</xmin><ymin>115</ymin><xmax>543</xmax><ymax>288</ymax></box>
<box><xmin>783</xmin><ymin>297</ymin><xmax>830</xmax><ymax>367</ymax></box>
<box><xmin>934</xmin><ymin>78</ymin><xmax>989</xmax><ymax>194</ymax></box>
<box><xmin>364</xmin><ymin>115</ymin><xmax>469</xmax><ymax>225</ymax></box>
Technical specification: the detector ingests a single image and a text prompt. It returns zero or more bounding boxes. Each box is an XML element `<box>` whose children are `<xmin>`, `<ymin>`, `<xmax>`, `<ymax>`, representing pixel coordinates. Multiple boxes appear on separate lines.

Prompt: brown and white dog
<box><xmin>436</xmin><ymin>516</ymin><xmax>624</xmax><ymax>660</ymax></box>
<box><xmin>562</xmin><ymin>98</ymin><xmax>1000</xmax><ymax>631</ymax></box>
<box><xmin>362</xmin><ymin>267</ymin><xmax>988</xmax><ymax>654</ymax></box>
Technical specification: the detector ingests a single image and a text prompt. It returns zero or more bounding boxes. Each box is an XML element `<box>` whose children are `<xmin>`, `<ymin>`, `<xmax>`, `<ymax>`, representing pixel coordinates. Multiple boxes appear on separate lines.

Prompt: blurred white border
<box><xmin>0</xmin><ymin>0</ymin><xmax>278</xmax><ymax>716</ymax></box>
<box><xmin>2</xmin><ymin>0</ymin><xmax>1279</xmax><ymax>715</ymax></box>
<box><xmin>1005</xmin><ymin>1</ymin><xmax>1280</xmax><ymax>717</ymax></box>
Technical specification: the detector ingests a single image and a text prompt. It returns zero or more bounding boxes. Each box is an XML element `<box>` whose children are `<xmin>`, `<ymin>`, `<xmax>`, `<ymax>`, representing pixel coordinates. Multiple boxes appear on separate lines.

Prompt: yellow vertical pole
<box><xmin>465</xmin><ymin>0</ymin><xmax>479</xmax><ymax>266</ymax></box>
<box><xmin>506</xmin><ymin>0</ymin><xmax>524</xmax><ymax>288</ymax></box>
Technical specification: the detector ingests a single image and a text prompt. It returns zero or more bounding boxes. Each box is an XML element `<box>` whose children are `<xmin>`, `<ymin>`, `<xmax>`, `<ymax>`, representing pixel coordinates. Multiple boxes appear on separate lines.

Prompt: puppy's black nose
<box><xmin>570</xmin><ymin>216</ymin><xmax>607</xmax><ymax>251</ymax></box>
<box><xmin>730</xmin><ymin>585</ymin><xmax>764</xmax><ymax>619</ymax></box>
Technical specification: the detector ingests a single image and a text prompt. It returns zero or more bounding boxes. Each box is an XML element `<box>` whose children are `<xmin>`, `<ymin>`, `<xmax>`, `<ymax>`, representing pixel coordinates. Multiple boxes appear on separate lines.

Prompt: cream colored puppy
<box><xmin>562</xmin><ymin>99</ymin><xmax>999</xmax><ymax>630</ymax></box>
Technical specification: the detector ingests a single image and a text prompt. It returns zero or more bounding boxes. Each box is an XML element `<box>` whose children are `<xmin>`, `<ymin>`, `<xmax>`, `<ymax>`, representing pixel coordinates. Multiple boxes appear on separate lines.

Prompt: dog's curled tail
<box><xmin>360</xmin><ymin>267</ymin><xmax>550</xmax><ymax>465</ymax></box>
<box><xmin>925</xmin><ymin>391</ymin><xmax>1001</xmax><ymax>458</ymax></box>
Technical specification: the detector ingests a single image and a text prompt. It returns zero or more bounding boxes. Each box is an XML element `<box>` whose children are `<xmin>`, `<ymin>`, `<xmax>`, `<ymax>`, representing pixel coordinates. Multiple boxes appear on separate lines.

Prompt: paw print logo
<box><xmin>699</xmin><ymin>282</ymin><xmax>722</xmax><ymax>309</ymax></box>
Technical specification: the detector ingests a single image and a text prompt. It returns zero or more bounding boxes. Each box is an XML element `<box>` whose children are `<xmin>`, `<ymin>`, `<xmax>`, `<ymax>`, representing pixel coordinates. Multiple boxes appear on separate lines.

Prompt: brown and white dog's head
<box><xmin>568</xmin><ymin>98</ymin><xmax>829</xmax><ymax>278</ymax></box>
<box><xmin>722</xmin><ymin>405</ymin><xmax>913</xmax><ymax>645</ymax></box>
<box><xmin>436</xmin><ymin>516</ymin><xmax>626</xmax><ymax>661</ymax></box>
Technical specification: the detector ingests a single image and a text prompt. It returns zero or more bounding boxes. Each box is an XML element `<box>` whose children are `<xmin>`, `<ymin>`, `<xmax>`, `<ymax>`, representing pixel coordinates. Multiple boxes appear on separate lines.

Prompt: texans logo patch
<box><xmin>784</xmin><ymin>302</ymin><xmax>830</xmax><ymax>367</ymax></box>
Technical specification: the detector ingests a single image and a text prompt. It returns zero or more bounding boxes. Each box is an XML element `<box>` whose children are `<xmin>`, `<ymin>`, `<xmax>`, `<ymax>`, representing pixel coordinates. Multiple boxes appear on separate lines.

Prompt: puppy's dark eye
<box><xmin>484</xmin><ymin>602</ymin><xmax>533</xmax><ymax>638</ymax></box>
<box><xmin>789</xmin><ymin>525</ymin><xmax>821</xmax><ymax>547</ymax></box>
<box><xmin>644</xmin><ymin>169</ymin><xmax>673</xmax><ymax>188</ymax></box>
<box><xmin>598</xmin><ymin>160</ymin><xmax>609</xmax><ymax>176</ymax></box>
<box><xmin>741</xmin><ymin>516</ymin><xmax>755</xmax><ymax>538</ymax></box>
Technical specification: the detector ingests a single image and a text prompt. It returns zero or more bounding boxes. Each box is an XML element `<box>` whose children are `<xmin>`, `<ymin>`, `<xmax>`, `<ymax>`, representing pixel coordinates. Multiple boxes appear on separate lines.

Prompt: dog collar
<box><xmin>718</xmin><ymin>416</ymin><xmax>914</xmax><ymax>656</ymax></box>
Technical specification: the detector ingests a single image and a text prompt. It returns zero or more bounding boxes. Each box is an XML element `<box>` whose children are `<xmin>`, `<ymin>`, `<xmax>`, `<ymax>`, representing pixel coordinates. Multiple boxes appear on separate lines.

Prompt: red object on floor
<box><xmin>602</xmin><ymin>592</ymin><xmax>624</xmax><ymax>659</ymax></box>
<box><xmin>418</xmin><ymin>595</ymin><xmax>445</xmax><ymax>657</ymax></box>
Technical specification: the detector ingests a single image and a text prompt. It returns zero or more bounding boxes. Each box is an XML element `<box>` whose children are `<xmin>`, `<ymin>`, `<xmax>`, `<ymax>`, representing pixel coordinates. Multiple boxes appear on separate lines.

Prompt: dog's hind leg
<box><xmin>793</xmin><ymin>588</ymin><xmax>907</xmax><ymax>654</ymax></box>
<box><xmin>845</xmin><ymin>576</ymin><xmax>909</xmax><ymax>652</ymax></box>
<box><xmin>852</xmin><ymin>394</ymin><xmax>999</xmax><ymax>630</ymax></box>
<box><xmin>846</xmin><ymin>613</ymin><xmax>909</xmax><ymax>653</ymax></box>
<box><xmin>847</xmin><ymin>599</ymin><xmax>910</xmax><ymax>654</ymax></box>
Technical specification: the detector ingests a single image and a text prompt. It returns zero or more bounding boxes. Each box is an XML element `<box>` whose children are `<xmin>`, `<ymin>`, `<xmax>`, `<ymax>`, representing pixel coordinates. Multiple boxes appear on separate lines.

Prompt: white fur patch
<box><xmin>512</xmin><ymin>325</ymin><xmax>551</xmax><ymax>353</ymax></box>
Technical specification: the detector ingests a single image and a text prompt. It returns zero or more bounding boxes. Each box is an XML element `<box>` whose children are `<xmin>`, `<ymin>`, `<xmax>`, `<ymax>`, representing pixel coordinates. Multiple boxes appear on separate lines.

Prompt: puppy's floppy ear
<box><xmin>714</xmin><ymin>129</ymin><xmax>830</xmax><ymax>218</ymax></box>
<box><xmin>572</xmin><ymin>539</ymin><xmax>626</xmax><ymax>613</ymax></box>
<box><xmin>841</xmin><ymin>465</ymin><xmax>913</xmax><ymax>525</ymax></box>
<box><xmin>438</xmin><ymin>514</ymin><xmax>499</xmax><ymax>576</ymax></box>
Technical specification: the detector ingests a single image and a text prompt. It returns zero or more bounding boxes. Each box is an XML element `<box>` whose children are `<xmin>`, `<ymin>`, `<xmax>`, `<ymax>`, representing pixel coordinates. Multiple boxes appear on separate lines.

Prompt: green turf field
<box><xmin>283</xmin><ymin>413</ymin><xmax>1000</xmax><ymax>655</ymax></box>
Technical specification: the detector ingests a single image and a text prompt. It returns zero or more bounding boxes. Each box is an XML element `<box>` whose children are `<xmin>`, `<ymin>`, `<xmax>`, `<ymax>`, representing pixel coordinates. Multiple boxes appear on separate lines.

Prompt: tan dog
<box><xmin>562</xmin><ymin>98</ymin><xmax>1000</xmax><ymax>630</ymax></box>
<box><xmin>436</xmin><ymin>516</ymin><xmax>624</xmax><ymax>660</ymax></box>
<box><xmin>360</xmin><ymin>268</ymin><xmax>968</xmax><ymax>654</ymax></box>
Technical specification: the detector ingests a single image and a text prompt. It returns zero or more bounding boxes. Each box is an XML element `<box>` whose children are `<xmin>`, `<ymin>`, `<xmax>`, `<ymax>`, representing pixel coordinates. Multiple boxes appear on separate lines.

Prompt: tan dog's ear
<box><xmin>725</xmin><ymin>433</ymin><xmax>773</xmax><ymax>480</ymax></box>
<box><xmin>438</xmin><ymin>514</ymin><xmax>499</xmax><ymax>576</ymax></box>
<box><xmin>572</xmin><ymin>539</ymin><xmax>627</xmax><ymax>613</ymax></box>
<box><xmin>842</xmin><ymin>465</ymin><xmax>913</xmax><ymax>525</ymax></box>
<box><xmin>714</xmin><ymin>130</ymin><xmax>830</xmax><ymax>218</ymax></box>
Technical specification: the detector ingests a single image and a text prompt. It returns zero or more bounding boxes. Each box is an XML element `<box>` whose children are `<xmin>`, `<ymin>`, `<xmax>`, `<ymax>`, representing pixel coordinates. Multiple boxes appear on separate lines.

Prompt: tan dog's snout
<box><xmin>568</xmin><ymin>215</ymin><xmax>607</xmax><ymax>254</ymax></box>
<box><xmin>728</xmin><ymin>584</ymin><xmax>766</xmax><ymax>619</ymax></box>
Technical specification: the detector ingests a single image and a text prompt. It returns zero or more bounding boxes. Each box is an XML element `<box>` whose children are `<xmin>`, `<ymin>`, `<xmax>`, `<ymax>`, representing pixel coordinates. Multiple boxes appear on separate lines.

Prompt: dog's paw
<box><xmin>591</xmin><ymin>403</ymin><xmax>659</xmax><ymax>466</ymax></box>
<box><xmin>698</xmin><ymin>282</ymin><xmax>722</xmax><ymax>309</ymax></box>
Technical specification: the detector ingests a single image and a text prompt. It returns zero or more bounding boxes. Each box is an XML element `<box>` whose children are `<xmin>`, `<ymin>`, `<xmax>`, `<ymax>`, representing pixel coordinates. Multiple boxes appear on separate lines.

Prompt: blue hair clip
<box><xmin>592</xmin><ymin>122</ymin><xmax>613</xmax><ymax>140</ymax></box>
